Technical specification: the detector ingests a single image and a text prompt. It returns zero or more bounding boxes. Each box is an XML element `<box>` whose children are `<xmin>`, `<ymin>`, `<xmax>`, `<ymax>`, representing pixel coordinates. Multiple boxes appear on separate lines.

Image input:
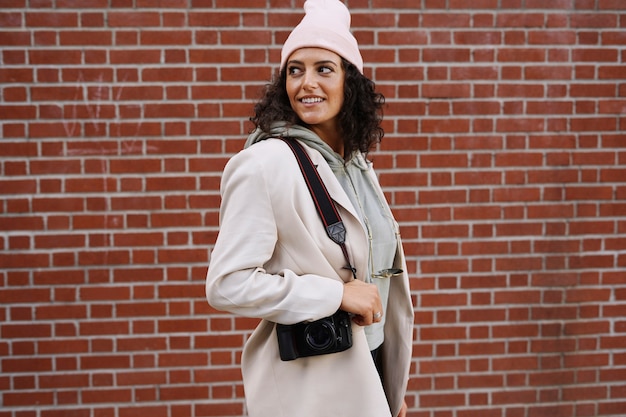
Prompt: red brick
<box><xmin>420</xmin><ymin>392</ymin><xmax>465</xmax><ymax>407</ymax></box>
<box><xmin>160</xmin><ymin>385</ymin><xmax>208</xmax><ymax>401</ymax></box>
<box><xmin>572</xmin><ymin>48</ymin><xmax>619</xmax><ymax>62</ymax></box>
<box><xmin>35</xmin><ymin>305</ymin><xmax>87</xmax><ymax>320</ymax></box>
<box><xmin>3</xmin><ymin>391</ymin><xmax>54</xmax><ymax>407</ymax></box>
<box><xmin>571</xmin><ymin>13</ymin><xmax>618</xmax><ymax>28</ymax></box>
<box><xmin>423</xmin><ymin>48</ymin><xmax>471</xmax><ymax>62</ymax></box>
<box><xmin>157</xmin><ymin>352</ymin><xmax>208</xmax><ymax>367</ymax></box>
<box><xmin>194</xmin><ymin>402</ymin><xmax>244</xmax><ymax>417</ymax></box>
<box><xmin>142</xmin><ymin>67</ymin><xmax>193</xmax><ymax>82</ymax></box>
<box><xmin>59</xmin><ymin>31</ymin><xmax>111</xmax><ymax>45</ymax></box>
<box><xmin>82</xmin><ymin>388</ymin><xmax>132</xmax><ymax>404</ymax></box>
<box><xmin>118</xmin><ymin>406</ymin><xmax>167</xmax><ymax>417</ymax></box>
<box><xmin>2</xmin><ymin>357</ymin><xmax>53</xmax><ymax>373</ymax></box>
<box><xmin>454</xmin><ymin>31</ymin><xmax>501</xmax><ymax>44</ymax></box>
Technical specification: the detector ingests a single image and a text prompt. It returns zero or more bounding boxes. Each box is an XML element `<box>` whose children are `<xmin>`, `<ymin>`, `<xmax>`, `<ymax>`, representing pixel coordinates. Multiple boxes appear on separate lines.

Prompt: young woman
<box><xmin>206</xmin><ymin>1</ymin><xmax>414</xmax><ymax>416</ymax></box>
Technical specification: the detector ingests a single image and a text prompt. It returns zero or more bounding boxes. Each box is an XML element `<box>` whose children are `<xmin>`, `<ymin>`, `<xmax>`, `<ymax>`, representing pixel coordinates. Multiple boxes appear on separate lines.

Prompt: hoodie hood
<box><xmin>244</xmin><ymin>122</ymin><xmax>369</xmax><ymax>171</ymax></box>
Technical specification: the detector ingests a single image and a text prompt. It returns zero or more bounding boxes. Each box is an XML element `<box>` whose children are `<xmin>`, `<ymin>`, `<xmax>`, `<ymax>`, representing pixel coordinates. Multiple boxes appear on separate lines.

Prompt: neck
<box><xmin>309</xmin><ymin>125</ymin><xmax>343</xmax><ymax>157</ymax></box>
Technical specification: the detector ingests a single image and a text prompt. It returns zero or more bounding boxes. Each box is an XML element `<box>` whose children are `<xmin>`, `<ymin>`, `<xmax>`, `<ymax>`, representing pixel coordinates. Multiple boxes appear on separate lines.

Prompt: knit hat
<box><xmin>280</xmin><ymin>0</ymin><xmax>364</xmax><ymax>73</ymax></box>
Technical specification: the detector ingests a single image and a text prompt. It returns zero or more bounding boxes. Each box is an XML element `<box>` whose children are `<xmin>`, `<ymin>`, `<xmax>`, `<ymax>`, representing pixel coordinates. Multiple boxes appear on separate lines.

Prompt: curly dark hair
<box><xmin>250</xmin><ymin>58</ymin><xmax>385</xmax><ymax>161</ymax></box>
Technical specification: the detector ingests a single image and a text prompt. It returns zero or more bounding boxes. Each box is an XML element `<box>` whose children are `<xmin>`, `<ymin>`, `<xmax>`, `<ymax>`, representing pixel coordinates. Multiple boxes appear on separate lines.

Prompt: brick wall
<box><xmin>1</xmin><ymin>1</ymin><xmax>625</xmax><ymax>416</ymax></box>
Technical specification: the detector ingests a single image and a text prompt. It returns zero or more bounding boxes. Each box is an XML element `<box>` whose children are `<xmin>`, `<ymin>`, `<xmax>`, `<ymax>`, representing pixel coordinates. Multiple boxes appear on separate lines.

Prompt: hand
<box><xmin>397</xmin><ymin>399</ymin><xmax>408</xmax><ymax>417</ymax></box>
<box><xmin>339</xmin><ymin>279</ymin><xmax>383</xmax><ymax>326</ymax></box>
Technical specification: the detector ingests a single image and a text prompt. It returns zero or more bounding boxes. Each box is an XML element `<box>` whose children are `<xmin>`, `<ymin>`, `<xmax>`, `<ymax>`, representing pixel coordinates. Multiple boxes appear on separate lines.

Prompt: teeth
<box><xmin>301</xmin><ymin>97</ymin><xmax>323</xmax><ymax>104</ymax></box>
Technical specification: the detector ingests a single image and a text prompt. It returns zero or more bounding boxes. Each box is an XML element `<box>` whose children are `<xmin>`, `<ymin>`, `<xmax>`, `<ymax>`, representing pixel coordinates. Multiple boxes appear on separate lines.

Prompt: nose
<box><xmin>302</xmin><ymin>70</ymin><xmax>317</xmax><ymax>90</ymax></box>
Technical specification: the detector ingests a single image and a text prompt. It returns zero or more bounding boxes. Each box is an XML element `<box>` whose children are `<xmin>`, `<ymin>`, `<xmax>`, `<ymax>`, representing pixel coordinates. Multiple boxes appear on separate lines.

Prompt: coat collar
<box><xmin>245</xmin><ymin>123</ymin><xmax>367</xmax><ymax>231</ymax></box>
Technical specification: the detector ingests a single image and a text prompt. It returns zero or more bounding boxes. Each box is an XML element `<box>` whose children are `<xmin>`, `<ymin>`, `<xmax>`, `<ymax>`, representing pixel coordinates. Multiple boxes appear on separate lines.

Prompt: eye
<box><xmin>318</xmin><ymin>66</ymin><xmax>333</xmax><ymax>74</ymax></box>
<box><xmin>288</xmin><ymin>66</ymin><xmax>302</xmax><ymax>76</ymax></box>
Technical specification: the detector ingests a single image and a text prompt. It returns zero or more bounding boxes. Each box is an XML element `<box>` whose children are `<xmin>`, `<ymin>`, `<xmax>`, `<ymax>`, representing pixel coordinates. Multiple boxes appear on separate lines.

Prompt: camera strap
<box><xmin>281</xmin><ymin>137</ymin><xmax>358</xmax><ymax>280</ymax></box>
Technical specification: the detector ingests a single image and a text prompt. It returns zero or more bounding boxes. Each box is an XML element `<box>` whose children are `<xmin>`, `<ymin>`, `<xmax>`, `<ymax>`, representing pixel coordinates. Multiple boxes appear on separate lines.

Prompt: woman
<box><xmin>205</xmin><ymin>1</ymin><xmax>414</xmax><ymax>416</ymax></box>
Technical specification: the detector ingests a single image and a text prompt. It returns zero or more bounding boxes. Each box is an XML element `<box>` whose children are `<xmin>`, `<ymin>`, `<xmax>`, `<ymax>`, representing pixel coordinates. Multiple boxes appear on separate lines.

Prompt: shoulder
<box><xmin>221</xmin><ymin>138</ymin><xmax>302</xmax><ymax>190</ymax></box>
<box><xmin>227</xmin><ymin>138</ymin><xmax>294</xmax><ymax>170</ymax></box>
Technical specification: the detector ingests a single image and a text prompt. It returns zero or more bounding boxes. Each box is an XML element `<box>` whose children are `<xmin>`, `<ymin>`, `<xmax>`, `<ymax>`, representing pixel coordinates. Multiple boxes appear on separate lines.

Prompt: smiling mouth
<box><xmin>300</xmin><ymin>97</ymin><xmax>324</xmax><ymax>104</ymax></box>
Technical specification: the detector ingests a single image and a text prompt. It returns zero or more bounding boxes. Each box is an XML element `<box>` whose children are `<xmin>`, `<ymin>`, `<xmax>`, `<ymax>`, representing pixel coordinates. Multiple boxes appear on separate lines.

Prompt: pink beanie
<box><xmin>280</xmin><ymin>0</ymin><xmax>364</xmax><ymax>73</ymax></box>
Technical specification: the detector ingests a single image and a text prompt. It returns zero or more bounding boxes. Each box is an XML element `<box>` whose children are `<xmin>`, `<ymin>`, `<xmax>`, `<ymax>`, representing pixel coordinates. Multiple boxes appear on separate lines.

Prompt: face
<box><xmin>285</xmin><ymin>48</ymin><xmax>345</xmax><ymax>146</ymax></box>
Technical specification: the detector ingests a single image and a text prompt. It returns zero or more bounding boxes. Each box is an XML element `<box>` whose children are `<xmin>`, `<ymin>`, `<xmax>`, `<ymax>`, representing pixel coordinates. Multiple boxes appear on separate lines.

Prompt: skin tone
<box><xmin>286</xmin><ymin>47</ymin><xmax>407</xmax><ymax>417</ymax></box>
<box><xmin>285</xmin><ymin>47</ymin><xmax>346</xmax><ymax>156</ymax></box>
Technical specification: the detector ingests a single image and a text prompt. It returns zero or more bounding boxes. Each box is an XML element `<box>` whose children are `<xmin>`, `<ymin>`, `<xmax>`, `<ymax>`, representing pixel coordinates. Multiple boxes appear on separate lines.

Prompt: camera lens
<box><xmin>304</xmin><ymin>321</ymin><xmax>336</xmax><ymax>351</ymax></box>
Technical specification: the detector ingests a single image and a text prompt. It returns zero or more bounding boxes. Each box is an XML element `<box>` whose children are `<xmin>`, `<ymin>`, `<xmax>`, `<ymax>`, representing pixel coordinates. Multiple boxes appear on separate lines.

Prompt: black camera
<box><xmin>276</xmin><ymin>310</ymin><xmax>353</xmax><ymax>361</ymax></box>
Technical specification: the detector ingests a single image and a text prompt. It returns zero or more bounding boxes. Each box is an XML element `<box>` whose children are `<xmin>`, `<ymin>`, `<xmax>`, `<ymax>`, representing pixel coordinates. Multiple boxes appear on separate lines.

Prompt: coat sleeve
<box><xmin>205</xmin><ymin>145</ymin><xmax>344</xmax><ymax>325</ymax></box>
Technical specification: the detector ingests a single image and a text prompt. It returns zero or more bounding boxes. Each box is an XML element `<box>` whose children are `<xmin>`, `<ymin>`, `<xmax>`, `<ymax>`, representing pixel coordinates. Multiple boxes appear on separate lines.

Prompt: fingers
<box><xmin>373</xmin><ymin>310</ymin><xmax>383</xmax><ymax>322</ymax></box>
<box><xmin>398</xmin><ymin>400</ymin><xmax>408</xmax><ymax>417</ymax></box>
<box><xmin>339</xmin><ymin>280</ymin><xmax>383</xmax><ymax>326</ymax></box>
<box><xmin>354</xmin><ymin>310</ymin><xmax>382</xmax><ymax>326</ymax></box>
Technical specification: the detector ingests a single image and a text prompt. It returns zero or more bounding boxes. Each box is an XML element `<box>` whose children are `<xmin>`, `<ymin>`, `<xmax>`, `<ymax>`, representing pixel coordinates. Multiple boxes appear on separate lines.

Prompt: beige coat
<box><xmin>206</xmin><ymin>138</ymin><xmax>414</xmax><ymax>417</ymax></box>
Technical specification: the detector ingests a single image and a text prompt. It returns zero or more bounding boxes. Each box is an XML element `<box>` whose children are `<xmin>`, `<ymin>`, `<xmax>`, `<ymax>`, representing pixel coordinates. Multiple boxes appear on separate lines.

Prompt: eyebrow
<box><xmin>287</xmin><ymin>59</ymin><xmax>339</xmax><ymax>67</ymax></box>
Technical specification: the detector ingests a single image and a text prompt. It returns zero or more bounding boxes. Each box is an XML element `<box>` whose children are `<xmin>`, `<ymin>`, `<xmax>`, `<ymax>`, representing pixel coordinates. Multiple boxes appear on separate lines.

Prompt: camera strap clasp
<box><xmin>326</xmin><ymin>221</ymin><xmax>346</xmax><ymax>245</ymax></box>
